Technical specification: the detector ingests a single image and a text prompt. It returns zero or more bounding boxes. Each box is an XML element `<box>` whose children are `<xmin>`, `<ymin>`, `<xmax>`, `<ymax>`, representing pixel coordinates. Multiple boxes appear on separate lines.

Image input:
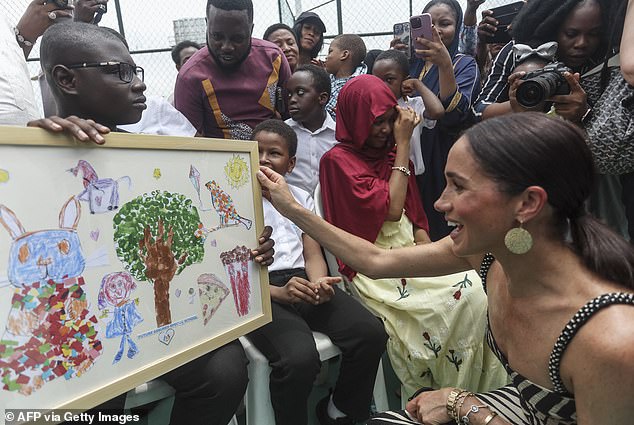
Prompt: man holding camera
<box><xmin>174</xmin><ymin>0</ymin><xmax>291</xmax><ymax>140</ymax></box>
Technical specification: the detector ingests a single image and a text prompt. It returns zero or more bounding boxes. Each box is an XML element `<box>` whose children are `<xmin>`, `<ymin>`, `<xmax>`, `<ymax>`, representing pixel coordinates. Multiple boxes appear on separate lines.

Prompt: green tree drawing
<box><xmin>113</xmin><ymin>190</ymin><xmax>204</xmax><ymax>327</ymax></box>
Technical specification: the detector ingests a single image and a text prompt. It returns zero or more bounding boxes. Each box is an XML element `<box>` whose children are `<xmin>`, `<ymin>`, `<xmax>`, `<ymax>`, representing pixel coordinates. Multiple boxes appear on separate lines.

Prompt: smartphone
<box><xmin>409</xmin><ymin>14</ymin><xmax>433</xmax><ymax>59</ymax></box>
<box><xmin>483</xmin><ymin>1</ymin><xmax>524</xmax><ymax>44</ymax></box>
<box><xmin>275</xmin><ymin>86</ymin><xmax>287</xmax><ymax>117</ymax></box>
<box><xmin>393</xmin><ymin>22</ymin><xmax>411</xmax><ymax>59</ymax></box>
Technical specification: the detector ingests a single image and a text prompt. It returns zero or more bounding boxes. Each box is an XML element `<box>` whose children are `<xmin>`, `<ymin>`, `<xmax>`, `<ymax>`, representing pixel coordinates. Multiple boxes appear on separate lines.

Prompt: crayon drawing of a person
<box><xmin>98</xmin><ymin>272</ymin><xmax>143</xmax><ymax>364</ymax></box>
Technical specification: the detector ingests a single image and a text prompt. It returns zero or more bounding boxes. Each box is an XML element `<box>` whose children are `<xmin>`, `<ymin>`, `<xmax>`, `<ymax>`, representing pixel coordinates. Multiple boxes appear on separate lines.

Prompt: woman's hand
<box><xmin>508</xmin><ymin>71</ymin><xmax>534</xmax><ymax>113</ymax></box>
<box><xmin>393</xmin><ymin>105</ymin><xmax>421</xmax><ymax>145</ymax></box>
<box><xmin>405</xmin><ymin>387</ymin><xmax>454</xmax><ymax>425</ymax></box>
<box><xmin>257</xmin><ymin>166</ymin><xmax>301</xmax><ymax>217</ymax></box>
<box><xmin>390</xmin><ymin>37</ymin><xmax>409</xmax><ymax>54</ymax></box>
<box><xmin>27</xmin><ymin>115</ymin><xmax>109</xmax><ymax>144</ymax></box>
<box><xmin>477</xmin><ymin>10</ymin><xmax>498</xmax><ymax>40</ymax></box>
<box><xmin>413</xmin><ymin>27</ymin><xmax>452</xmax><ymax>69</ymax></box>
<box><xmin>251</xmin><ymin>225</ymin><xmax>275</xmax><ymax>267</ymax></box>
<box><xmin>549</xmin><ymin>72</ymin><xmax>589</xmax><ymax>123</ymax></box>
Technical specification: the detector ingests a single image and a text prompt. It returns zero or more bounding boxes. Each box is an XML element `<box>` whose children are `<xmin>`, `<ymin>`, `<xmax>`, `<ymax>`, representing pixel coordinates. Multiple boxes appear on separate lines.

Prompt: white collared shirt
<box><xmin>264</xmin><ymin>184</ymin><xmax>314</xmax><ymax>272</ymax></box>
<box><xmin>399</xmin><ymin>96</ymin><xmax>436</xmax><ymax>175</ymax></box>
<box><xmin>120</xmin><ymin>96</ymin><xmax>197</xmax><ymax>136</ymax></box>
<box><xmin>0</xmin><ymin>15</ymin><xmax>40</xmax><ymax>125</ymax></box>
<box><xmin>285</xmin><ymin>114</ymin><xmax>338</xmax><ymax>195</ymax></box>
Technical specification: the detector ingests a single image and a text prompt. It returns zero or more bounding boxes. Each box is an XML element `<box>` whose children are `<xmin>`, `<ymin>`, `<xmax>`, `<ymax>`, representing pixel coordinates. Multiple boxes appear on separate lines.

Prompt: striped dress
<box><xmin>368</xmin><ymin>254</ymin><xmax>634</xmax><ymax>425</ymax></box>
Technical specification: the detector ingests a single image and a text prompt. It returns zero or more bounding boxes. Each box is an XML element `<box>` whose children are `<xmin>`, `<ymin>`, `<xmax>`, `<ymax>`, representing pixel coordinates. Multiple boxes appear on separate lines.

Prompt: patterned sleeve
<box><xmin>459</xmin><ymin>23</ymin><xmax>478</xmax><ymax>57</ymax></box>
<box><xmin>472</xmin><ymin>41</ymin><xmax>515</xmax><ymax>120</ymax></box>
<box><xmin>440</xmin><ymin>54</ymin><xmax>481</xmax><ymax>126</ymax></box>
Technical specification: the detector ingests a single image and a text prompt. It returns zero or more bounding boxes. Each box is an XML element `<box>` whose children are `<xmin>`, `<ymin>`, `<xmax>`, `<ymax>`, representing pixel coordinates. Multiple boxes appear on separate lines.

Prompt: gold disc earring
<box><xmin>504</xmin><ymin>221</ymin><xmax>533</xmax><ymax>255</ymax></box>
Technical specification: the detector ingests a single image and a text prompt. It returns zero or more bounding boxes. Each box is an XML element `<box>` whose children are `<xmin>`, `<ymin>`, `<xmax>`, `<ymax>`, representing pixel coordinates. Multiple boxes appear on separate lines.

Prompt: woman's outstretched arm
<box><xmin>257</xmin><ymin>166</ymin><xmax>475</xmax><ymax>279</ymax></box>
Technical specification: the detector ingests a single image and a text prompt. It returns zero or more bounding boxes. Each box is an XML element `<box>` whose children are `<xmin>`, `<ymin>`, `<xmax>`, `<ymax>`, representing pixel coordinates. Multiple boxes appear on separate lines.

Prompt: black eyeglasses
<box><xmin>67</xmin><ymin>61</ymin><xmax>144</xmax><ymax>83</ymax></box>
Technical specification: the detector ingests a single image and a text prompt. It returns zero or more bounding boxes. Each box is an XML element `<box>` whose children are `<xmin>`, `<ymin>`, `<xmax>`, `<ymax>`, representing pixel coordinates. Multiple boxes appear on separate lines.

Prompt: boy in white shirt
<box><xmin>285</xmin><ymin>64</ymin><xmax>338</xmax><ymax>195</ymax></box>
<box><xmin>249</xmin><ymin>119</ymin><xmax>387</xmax><ymax>425</ymax></box>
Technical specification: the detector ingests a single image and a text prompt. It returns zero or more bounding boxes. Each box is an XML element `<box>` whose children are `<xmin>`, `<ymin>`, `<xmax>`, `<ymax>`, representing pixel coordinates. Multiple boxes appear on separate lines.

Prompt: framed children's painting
<box><xmin>0</xmin><ymin>127</ymin><xmax>271</xmax><ymax>411</ymax></box>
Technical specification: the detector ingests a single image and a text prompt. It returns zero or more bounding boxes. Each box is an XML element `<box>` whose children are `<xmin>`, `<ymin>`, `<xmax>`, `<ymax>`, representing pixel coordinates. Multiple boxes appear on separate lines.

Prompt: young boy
<box><xmin>285</xmin><ymin>64</ymin><xmax>338</xmax><ymax>195</ymax></box>
<box><xmin>372</xmin><ymin>49</ymin><xmax>444</xmax><ymax>177</ymax></box>
<box><xmin>250</xmin><ymin>119</ymin><xmax>387</xmax><ymax>425</ymax></box>
<box><xmin>35</xmin><ymin>22</ymin><xmax>275</xmax><ymax>425</ymax></box>
<box><xmin>324</xmin><ymin>34</ymin><xmax>367</xmax><ymax>120</ymax></box>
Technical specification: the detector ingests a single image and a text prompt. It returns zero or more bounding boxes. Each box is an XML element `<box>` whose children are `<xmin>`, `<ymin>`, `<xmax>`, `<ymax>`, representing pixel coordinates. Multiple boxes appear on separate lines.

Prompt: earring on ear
<box><xmin>504</xmin><ymin>220</ymin><xmax>533</xmax><ymax>255</ymax></box>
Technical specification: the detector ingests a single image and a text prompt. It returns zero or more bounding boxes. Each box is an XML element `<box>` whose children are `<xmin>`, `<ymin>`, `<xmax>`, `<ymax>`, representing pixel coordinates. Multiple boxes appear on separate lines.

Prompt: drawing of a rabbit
<box><xmin>0</xmin><ymin>197</ymin><xmax>102</xmax><ymax>396</ymax></box>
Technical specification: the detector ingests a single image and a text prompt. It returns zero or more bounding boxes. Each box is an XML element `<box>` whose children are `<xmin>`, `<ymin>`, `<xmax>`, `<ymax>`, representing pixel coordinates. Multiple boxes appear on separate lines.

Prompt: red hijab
<box><xmin>319</xmin><ymin>75</ymin><xmax>429</xmax><ymax>279</ymax></box>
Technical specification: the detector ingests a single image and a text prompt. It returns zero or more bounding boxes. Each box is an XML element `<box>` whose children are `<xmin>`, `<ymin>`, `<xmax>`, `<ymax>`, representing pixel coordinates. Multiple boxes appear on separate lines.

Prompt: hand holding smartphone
<box><xmin>393</xmin><ymin>22</ymin><xmax>411</xmax><ymax>59</ymax></box>
<box><xmin>409</xmin><ymin>13</ymin><xmax>433</xmax><ymax>59</ymax></box>
<box><xmin>482</xmin><ymin>1</ymin><xmax>524</xmax><ymax>44</ymax></box>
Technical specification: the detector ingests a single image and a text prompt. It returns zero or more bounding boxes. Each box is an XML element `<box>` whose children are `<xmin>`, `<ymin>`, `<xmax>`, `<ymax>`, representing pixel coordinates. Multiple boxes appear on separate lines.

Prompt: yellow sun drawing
<box><xmin>224</xmin><ymin>155</ymin><xmax>249</xmax><ymax>189</ymax></box>
<box><xmin>0</xmin><ymin>169</ymin><xmax>9</xmax><ymax>184</ymax></box>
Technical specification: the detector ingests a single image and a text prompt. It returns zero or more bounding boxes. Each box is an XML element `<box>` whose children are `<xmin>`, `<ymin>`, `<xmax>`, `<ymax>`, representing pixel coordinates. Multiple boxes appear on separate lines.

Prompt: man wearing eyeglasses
<box><xmin>174</xmin><ymin>0</ymin><xmax>292</xmax><ymax>140</ymax></box>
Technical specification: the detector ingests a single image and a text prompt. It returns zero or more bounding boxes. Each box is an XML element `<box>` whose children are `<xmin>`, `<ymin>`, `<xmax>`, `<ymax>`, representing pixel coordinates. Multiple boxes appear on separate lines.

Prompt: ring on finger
<box><xmin>48</xmin><ymin>11</ymin><xmax>57</xmax><ymax>20</ymax></box>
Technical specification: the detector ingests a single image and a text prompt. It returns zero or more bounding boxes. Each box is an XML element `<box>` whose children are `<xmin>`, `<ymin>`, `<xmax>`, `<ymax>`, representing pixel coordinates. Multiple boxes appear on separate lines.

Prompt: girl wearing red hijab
<box><xmin>319</xmin><ymin>75</ymin><xmax>507</xmax><ymax>397</ymax></box>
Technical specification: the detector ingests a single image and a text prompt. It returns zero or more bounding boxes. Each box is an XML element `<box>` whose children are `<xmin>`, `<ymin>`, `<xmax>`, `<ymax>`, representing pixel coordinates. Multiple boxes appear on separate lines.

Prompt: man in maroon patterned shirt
<box><xmin>175</xmin><ymin>0</ymin><xmax>292</xmax><ymax>140</ymax></box>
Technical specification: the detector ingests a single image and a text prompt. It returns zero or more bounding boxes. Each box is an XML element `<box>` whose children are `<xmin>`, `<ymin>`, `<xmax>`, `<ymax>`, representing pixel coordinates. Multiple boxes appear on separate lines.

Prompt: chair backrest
<box><xmin>313</xmin><ymin>183</ymin><xmax>343</xmax><ymax>280</ymax></box>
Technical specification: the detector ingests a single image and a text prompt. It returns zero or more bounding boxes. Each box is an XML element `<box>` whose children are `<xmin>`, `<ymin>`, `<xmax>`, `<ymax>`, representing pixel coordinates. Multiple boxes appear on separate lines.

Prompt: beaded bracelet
<box><xmin>391</xmin><ymin>166</ymin><xmax>411</xmax><ymax>176</ymax></box>
<box><xmin>14</xmin><ymin>27</ymin><xmax>34</xmax><ymax>47</ymax></box>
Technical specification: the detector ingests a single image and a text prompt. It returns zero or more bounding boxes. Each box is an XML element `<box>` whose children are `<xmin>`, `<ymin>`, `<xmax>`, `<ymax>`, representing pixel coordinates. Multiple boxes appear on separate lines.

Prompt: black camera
<box><xmin>516</xmin><ymin>61</ymin><xmax>572</xmax><ymax>108</ymax></box>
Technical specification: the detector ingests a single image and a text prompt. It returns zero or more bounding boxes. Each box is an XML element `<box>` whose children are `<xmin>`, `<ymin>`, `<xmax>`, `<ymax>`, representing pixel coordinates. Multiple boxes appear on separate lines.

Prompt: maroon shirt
<box><xmin>174</xmin><ymin>39</ymin><xmax>291</xmax><ymax>139</ymax></box>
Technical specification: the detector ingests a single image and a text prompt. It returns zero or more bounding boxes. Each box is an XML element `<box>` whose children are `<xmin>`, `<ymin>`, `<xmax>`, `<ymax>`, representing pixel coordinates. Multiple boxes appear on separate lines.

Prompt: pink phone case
<box><xmin>410</xmin><ymin>13</ymin><xmax>433</xmax><ymax>58</ymax></box>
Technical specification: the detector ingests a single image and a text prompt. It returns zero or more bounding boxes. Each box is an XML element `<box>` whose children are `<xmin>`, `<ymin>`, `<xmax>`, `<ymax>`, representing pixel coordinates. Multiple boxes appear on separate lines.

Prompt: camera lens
<box><xmin>411</xmin><ymin>18</ymin><xmax>422</xmax><ymax>28</ymax></box>
<box><xmin>516</xmin><ymin>81</ymin><xmax>545</xmax><ymax>108</ymax></box>
<box><xmin>517</xmin><ymin>72</ymin><xmax>563</xmax><ymax>108</ymax></box>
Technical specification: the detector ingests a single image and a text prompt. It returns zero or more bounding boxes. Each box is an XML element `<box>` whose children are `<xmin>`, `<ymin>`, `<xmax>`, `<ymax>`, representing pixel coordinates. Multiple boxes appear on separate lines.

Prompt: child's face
<box><xmin>287</xmin><ymin>71</ymin><xmax>327</xmax><ymax>123</ymax></box>
<box><xmin>365</xmin><ymin>107</ymin><xmax>396</xmax><ymax>149</ymax></box>
<box><xmin>256</xmin><ymin>131</ymin><xmax>296</xmax><ymax>176</ymax></box>
<box><xmin>372</xmin><ymin>59</ymin><xmax>406</xmax><ymax>99</ymax></box>
<box><xmin>324</xmin><ymin>41</ymin><xmax>344</xmax><ymax>75</ymax></box>
<box><xmin>71</xmin><ymin>39</ymin><xmax>147</xmax><ymax>126</ymax></box>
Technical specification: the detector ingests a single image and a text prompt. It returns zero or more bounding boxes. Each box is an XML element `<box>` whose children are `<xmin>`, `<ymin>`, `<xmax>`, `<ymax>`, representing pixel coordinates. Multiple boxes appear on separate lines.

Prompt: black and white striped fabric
<box><xmin>368</xmin><ymin>254</ymin><xmax>634</xmax><ymax>425</ymax></box>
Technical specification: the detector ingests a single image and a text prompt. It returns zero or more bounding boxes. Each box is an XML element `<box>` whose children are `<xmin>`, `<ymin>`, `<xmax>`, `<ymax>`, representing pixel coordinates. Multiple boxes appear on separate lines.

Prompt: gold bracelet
<box><xmin>454</xmin><ymin>392</ymin><xmax>474</xmax><ymax>423</ymax></box>
<box><xmin>446</xmin><ymin>388</ymin><xmax>465</xmax><ymax>422</ymax></box>
<box><xmin>483</xmin><ymin>411</ymin><xmax>498</xmax><ymax>424</ymax></box>
<box><xmin>391</xmin><ymin>166</ymin><xmax>411</xmax><ymax>177</ymax></box>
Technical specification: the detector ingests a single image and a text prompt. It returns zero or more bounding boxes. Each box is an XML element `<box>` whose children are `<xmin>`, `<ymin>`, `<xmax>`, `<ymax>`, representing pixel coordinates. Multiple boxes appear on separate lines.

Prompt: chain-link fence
<box><xmin>3</xmin><ymin>0</ymin><xmax>515</xmax><ymax>114</ymax></box>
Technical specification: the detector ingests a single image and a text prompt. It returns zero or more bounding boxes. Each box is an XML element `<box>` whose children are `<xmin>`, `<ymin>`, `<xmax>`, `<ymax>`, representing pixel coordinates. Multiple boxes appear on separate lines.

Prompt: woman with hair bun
<box><xmin>257</xmin><ymin>112</ymin><xmax>634</xmax><ymax>425</ymax></box>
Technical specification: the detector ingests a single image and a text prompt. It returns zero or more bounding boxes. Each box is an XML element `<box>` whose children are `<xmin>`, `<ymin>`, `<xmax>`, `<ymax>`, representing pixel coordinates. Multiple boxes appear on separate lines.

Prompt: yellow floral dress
<box><xmin>350</xmin><ymin>215</ymin><xmax>509</xmax><ymax>397</ymax></box>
